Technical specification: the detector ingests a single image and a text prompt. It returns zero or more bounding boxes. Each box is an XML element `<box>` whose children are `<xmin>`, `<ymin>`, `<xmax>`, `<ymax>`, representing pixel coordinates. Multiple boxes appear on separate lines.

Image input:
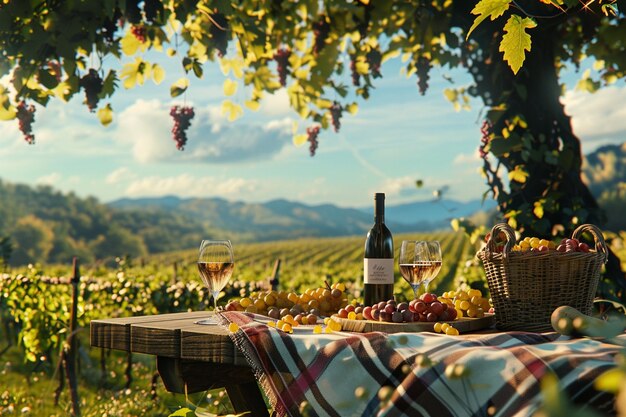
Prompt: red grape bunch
<box><xmin>346</xmin><ymin>293</ymin><xmax>458</xmax><ymax>324</ymax></box>
<box><xmin>274</xmin><ymin>48</ymin><xmax>291</xmax><ymax>87</ymax></box>
<box><xmin>313</xmin><ymin>17</ymin><xmax>330</xmax><ymax>55</ymax></box>
<box><xmin>169</xmin><ymin>105</ymin><xmax>195</xmax><ymax>150</ymax></box>
<box><xmin>79</xmin><ymin>69</ymin><xmax>103</xmax><ymax>112</ymax></box>
<box><xmin>366</xmin><ymin>49</ymin><xmax>382</xmax><ymax>79</ymax></box>
<box><xmin>416</xmin><ymin>56</ymin><xmax>431</xmax><ymax>96</ymax></box>
<box><xmin>130</xmin><ymin>25</ymin><xmax>147</xmax><ymax>43</ymax></box>
<box><xmin>330</xmin><ymin>102</ymin><xmax>342</xmax><ymax>133</ymax></box>
<box><xmin>16</xmin><ymin>101</ymin><xmax>36</xmax><ymax>145</ymax></box>
<box><xmin>306</xmin><ymin>125</ymin><xmax>320</xmax><ymax>157</ymax></box>
<box><xmin>479</xmin><ymin>119</ymin><xmax>492</xmax><ymax>159</ymax></box>
<box><xmin>350</xmin><ymin>55</ymin><xmax>360</xmax><ymax>86</ymax></box>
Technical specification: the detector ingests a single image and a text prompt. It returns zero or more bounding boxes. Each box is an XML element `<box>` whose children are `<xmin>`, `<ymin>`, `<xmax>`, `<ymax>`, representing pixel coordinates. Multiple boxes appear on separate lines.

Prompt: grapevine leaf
<box><xmin>192</xmin><ymin>61</ymin><xmax>203</xmax><ymax>78</ymax></box>
<box><xmin>244</xmin><ymin>100</ymin><xmax>260</xmax><ymax>111</ymax></box>
<box><xmin>443</xmin><ymin>88</ymin><xmax>457</xmax><ymax>102</ymax></box>
<box><xmin>121</xmin><ymin>31</ymin><xmax>141</xmax><ymax>56</ymax></box>
<box><xmin>499</xmin><ymin>15</ymin><xmax>537</xmax><ymax>75</ymax></box>
<box><xmin>466</xmin><ymin>0</ymin><xmax>512</xmax><ymax>40</ymax></box>
<box><xmin>224</xmin><ymin>79</ymin><xmax>238</xmax><ymax>96</ymax></box>
<box><xmin>170</xmin><ymin>78</ymin><xmax>189</xmax><ymax>98</ymax></box>
<box><xmin>220</xmin><ymin>58</ymin><xmax>244</xmax><ymax>79</ymax></box>
<box><xmin>168</xmin><ymin>408</ymin><xmax>196</xmax><ymax>417</ymax></box>
<box><xmin>37</xmin><ymin>69</ymin><xmax>59</xmax><ymax>89</ymax></box>
<box><xmin>293</xmin><ymin>133</ymin><xmax>307</xmax><ymax>146</ymax></box>
<box><xmin>0</xmin><ymin>87</ymin><xmax>16</xmax><ymax>120</ymax></box>
<box><xmin>508</xmin><ymin>166</ymin><xmax>529</xmax><ymax>183</ymax></box>
<box><xmin>345</xmin><ymin>103</ymin><xmax>358</xmax><ymax>115</ymax></box>
<box><xmin>99</xmin><ymin>70</ymin><xmax>118</xmax><ymax>98</ymax></box>
<box><xmin>222</xmin><ymin>100</ymin><xmax>243</xmax><ymax>122</ymax></box>
<box><xmin>538</xmin><ymin>0</ymin><xmax>565</xmax><ymax>10</ymax></box>
<box><xmin>0</xmin><ymin>105</ymin><xmax>16</xmax><ymax>121</ymax></box>
<box><xmin>152</xmin><ymin>64</ymin><xmax>165</xmax><ymax>85</ymax></box>
<box><xmin>97</xmin><ymin>103</ymin><xmax>113</xmax><ymax>126</ymax></box>
<box><xmin>120</xmin><ymin>58</ymin><xmax>149</xmax><ymax>89</ymax></box>
<box><xmin>533</xmin><ymin>201</ymin><xmax>544</xmax><ymax>219</ymax></box>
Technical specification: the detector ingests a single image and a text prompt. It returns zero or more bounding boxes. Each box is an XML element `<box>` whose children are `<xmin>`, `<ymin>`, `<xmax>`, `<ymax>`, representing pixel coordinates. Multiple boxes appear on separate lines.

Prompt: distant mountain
<box><xmin>368</xmin><ymin>198</ymin><xmax>498</xmax><ymax>226</ymax></box>
<box><xmin>583</xmin><ymin>142</ymin><xmax>626</xmax><ymax>197</ymax></box>
<box><xmin>110</xmin><ymin>195</ymin><xmax>497</xmax><ymax>238</ymax></box>
<box><xmin>582</xmin><ymin>142</ymin><xmax>626</xmax><ymax>231</ymax></box>
<box><xmin>110</xmin><ymin>196</ymin><xmax>434</xmax><ymax>241</ymax></box>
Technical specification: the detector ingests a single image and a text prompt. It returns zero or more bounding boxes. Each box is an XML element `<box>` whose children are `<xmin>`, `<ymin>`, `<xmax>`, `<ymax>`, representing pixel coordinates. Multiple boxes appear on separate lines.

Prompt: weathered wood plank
<box><xmin>180</xmin><ymin>325</ymin><xmax>247</xmax><ymax>365</ymax></box>
<box><xmin>90</xmin><ymin>311</ymin><xmax>211</xmax><ymax>352</ymax></box>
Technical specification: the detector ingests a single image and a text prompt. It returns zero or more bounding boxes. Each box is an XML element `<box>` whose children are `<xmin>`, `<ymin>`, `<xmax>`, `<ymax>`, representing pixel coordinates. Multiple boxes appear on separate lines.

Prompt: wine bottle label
<box><xmin>364</xmin><ymin>258</ymin><xmax>394</xmax><ymax>284</ymax></box>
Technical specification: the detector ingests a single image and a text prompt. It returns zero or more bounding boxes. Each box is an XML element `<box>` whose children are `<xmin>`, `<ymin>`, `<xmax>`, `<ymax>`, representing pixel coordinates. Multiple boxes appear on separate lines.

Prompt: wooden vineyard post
<box><xmin>65</xmin><ymin>257</ymin><xmax>81</xmax><ymax>416</ymax></box>
<box><xmin>269</xmin><ymin>260</ymin><xmax>281</xmax><ymax>291</ymax></box>
<box><xmin>172</xmin><ymin>261</ymin><xmax>179</xmax><ymax>284</ymax></box>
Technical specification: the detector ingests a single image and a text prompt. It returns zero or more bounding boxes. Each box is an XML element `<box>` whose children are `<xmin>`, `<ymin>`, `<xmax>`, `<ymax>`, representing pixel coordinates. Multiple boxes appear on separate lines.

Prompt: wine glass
<box><xmin>415</xmin><ymin>241</ymin><xmax>442</xmax><ymax>293</ymax></box>
<box><xmin>196</xmin><ymin>240</ymin><xmax>234</xmax><ymax>325</ymax></box>
<box><xmin>399</xmin><ymin>240</ymin><xmax>425</xmax><ymax>299</ymax></box>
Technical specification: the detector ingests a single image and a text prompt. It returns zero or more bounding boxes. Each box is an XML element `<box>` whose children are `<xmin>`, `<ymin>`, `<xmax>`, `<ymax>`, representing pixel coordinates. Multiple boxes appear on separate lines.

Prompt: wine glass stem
<box><xmin>412</xmin><ymin>285</ymin><xmax>420</xmax><ymax>299</ymax></box>
<box><xmin>213</xmin><ymin>293</ymin><xmax>219</xmax><ymax>312</ymax></box>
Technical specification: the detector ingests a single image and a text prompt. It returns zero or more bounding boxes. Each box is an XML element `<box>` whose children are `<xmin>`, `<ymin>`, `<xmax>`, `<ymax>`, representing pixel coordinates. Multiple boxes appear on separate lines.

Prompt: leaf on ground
<box><xmin>466</xmin><ymin>0</ymin><xmax>512</xmax><ymax>40</ymax></box>
<box><xmin>499</xmin><ymin>15</ymin><xmax>537</xmax><ymax>75</ymax></box>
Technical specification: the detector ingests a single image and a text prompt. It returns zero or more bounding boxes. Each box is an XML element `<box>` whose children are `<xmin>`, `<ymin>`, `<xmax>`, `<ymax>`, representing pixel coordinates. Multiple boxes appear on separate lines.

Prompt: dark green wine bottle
<box><xmin>363</xmin><ymin>193</ymin><xmax>394</xmax><ymax>306</ymax></box>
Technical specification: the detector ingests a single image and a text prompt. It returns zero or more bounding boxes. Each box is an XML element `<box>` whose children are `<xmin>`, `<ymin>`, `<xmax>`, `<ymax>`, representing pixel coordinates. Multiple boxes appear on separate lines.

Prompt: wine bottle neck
<box><xmin>374</xmin><ymin>195</ymin><xmax>385</xmax><ymax>224</ymax></box>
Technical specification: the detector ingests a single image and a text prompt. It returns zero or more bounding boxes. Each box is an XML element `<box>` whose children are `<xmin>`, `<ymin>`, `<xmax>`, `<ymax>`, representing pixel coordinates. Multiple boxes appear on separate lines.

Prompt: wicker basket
<box><xmin>477</xmin><ymin>223</ymin><xmax>608</xmax><ymax>332</ymax></box>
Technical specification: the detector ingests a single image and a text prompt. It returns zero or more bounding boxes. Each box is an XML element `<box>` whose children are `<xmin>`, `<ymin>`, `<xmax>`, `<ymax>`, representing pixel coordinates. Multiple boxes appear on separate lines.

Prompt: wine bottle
<box><xmin>363</xmin><ymin>193</ymin><xmax>394</xmax><ymax>306</ymax></box>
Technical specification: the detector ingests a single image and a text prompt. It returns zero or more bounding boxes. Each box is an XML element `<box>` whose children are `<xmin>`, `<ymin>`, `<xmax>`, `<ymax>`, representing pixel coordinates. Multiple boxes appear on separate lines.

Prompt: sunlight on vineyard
<box><xmin>0</xmin><ymin>231</ymin><xmax>482</xmax><ymax>416</ymax></box>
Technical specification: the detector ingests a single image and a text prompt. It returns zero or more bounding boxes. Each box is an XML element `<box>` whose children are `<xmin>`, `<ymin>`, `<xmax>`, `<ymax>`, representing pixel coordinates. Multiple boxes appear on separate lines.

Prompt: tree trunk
<box><xmin>453</xmin><ymin>1</ymin><xmax>625</xmax><ymax>296</ymax></box>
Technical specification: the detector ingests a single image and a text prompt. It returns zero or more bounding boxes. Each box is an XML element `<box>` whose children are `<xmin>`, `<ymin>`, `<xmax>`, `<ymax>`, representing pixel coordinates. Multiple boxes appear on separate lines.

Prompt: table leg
<box><xmin>225</xmin><ymin>381</ymin><xmax>270</xmax><ymax>417</ymax></box>
<box><xmin>156</xmin><ymin>357</ymin><xmax>269</xmax><ymax>416</ymax></box>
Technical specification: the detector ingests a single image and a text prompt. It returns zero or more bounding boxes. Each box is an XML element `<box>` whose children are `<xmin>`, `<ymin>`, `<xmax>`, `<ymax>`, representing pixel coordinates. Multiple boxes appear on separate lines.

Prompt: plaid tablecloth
<box><xmin>219</xmin><ymin>312</ymin><xmax>620</xmax><ymax>417</ymax></box>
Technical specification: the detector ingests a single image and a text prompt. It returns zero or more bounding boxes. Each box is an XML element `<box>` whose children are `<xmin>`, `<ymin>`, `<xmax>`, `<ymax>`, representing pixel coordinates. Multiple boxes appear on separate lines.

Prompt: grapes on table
<box><xmin>439</xmin><ymin>287</ymin><xmax>490</xmax><ymax>319</ymax></box>
<box><xmin>225</xmin><ymin>282</ymin><xmax>350</xmax><ymax>324</ymax></box>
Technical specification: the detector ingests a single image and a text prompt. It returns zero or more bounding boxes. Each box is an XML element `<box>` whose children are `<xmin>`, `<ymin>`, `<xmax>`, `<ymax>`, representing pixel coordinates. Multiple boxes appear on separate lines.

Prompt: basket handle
<box><xmin>572</xmin><ymin>224</ymin><xmax>608</xmax><ymax>263</ymax></box>
<box><xmin>485</xmin><ymin>222</ymin><xmax>516</xmax><ymax>257</ymax></box>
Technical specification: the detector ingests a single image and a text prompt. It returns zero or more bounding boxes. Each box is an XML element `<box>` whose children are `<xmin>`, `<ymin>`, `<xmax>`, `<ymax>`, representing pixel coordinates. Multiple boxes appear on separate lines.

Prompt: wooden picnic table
<box><xmin>90</xmin><ymin>311</ymin><xmax>270</xmax><ymax>416</ymax></box>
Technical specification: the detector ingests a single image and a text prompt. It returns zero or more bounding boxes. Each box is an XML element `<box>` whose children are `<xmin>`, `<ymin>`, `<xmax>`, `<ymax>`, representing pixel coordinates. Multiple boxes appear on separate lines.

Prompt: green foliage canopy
<box><xmin>0</xmin><ymin>0</ymin><xmax>625</xmax><ymax>241</ymax></box>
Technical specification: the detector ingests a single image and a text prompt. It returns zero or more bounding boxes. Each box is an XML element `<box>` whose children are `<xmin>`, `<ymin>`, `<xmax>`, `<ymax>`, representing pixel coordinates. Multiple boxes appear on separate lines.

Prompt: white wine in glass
<box><xmin>399</xmin><ymin>240</ymin><xmax>426</xmax><ymax>298</ymax></box>
<box><xmin>416</xmin><ymin>240</ymin><xmax>442</xmax><ymax>293</ymax></box>
<box><xmin>196</xmin><ymin>240</ymin><xmax>234</xmax><ymax>325</ymax></box>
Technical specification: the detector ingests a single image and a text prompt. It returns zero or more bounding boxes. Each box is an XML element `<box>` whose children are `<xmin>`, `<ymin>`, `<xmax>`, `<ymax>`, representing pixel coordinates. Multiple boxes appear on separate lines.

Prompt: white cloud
<box><xmin>114</xmin><ymin>99</ymin><xmax>173</xmax><ymax>163</ymax></box>
<box><xmin>113</xmin><ymin>99</ymin><xmax>294</xmax><ymax>164</ymax></box>
<box><xmin>123</xmin><ymin>174</ymin><xmax>259</xmax><ymax>198</ymax></box>
<box><xmin>260</xmin><ymin>90</ymin><xmax>291</xmax><ymax>116</ymax></box>
<box><xmin>380</xmin><ymin>176</ymin><xmax>417</xmax><ymax>197</ymax></box>
<box><xmin>36</xmin><ymin>172</ymin><xmax>62</xmax><ymax>185</ymax></box>
<box><xmin>453</xmin><ymin>151</ymin><xmax>480</xmax><ymax>165</ymax></box>
<box><xmin>563</xmin><ymin>86</ymin><xmax>626</xmax><ymax>150</ymax></box>
<box><xmin>106</xmin><ymin>167</ymin><xmax>135</xmax><ymax>184</ymax></box>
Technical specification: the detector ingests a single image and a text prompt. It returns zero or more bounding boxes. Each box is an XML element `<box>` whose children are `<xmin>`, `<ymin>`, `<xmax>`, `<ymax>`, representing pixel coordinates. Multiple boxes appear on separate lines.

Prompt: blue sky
<box><xmin>1</xmin><ymin>51</ymin><xmax>625</xmax><ymax>208</ymax></box>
